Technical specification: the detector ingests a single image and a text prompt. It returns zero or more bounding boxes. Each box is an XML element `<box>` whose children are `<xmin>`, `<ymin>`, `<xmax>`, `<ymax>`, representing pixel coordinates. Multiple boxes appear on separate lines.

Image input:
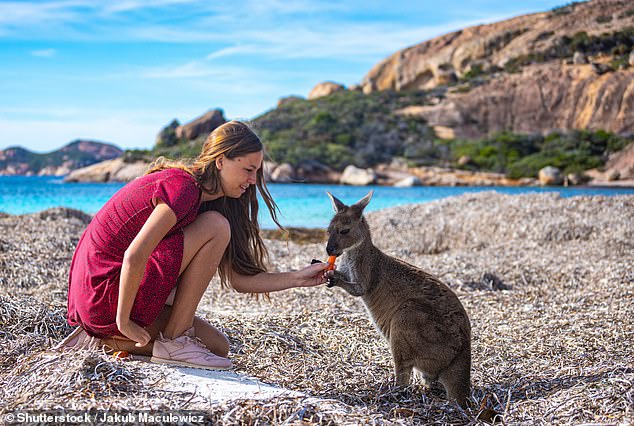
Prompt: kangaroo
<box><xmin>324</xmin><ymin>191</ymin><xmax>472</xmax><ymax>407</ymax></box>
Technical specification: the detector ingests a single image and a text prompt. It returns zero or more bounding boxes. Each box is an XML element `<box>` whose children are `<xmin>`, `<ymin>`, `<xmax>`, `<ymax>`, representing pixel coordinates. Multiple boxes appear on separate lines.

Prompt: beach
<box><xmin>0</xmin><ymin>192</ymin><xmax>633</xmax><ymax>424</ymax></box>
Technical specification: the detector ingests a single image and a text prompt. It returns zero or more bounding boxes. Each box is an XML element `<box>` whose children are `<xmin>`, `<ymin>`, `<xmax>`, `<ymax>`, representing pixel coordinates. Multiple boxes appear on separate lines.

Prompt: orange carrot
<box><xmin>112</xmin><ymin>350</ymin><xmax>130</xmax><ymax>359</ymax></box>
<box><xmin>326</xmin><ymin>255</ymin><xmax>337</xmax><ymax>271</ymax></box>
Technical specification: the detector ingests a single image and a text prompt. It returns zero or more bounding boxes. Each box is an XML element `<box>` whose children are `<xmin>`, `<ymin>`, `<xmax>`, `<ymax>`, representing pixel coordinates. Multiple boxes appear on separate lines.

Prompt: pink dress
<box><xmin>67</xmin><ymin>168</ymin><xmax>201</xmax><ymax>337</ymax></box>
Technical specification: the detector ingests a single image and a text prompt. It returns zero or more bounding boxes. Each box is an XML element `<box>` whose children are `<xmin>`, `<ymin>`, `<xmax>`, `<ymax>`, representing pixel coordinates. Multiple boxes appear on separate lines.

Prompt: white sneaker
<box><xmin>150</xmin><ymin>328</ymin><xmax>232</xmax><ymax>370</ymax></box>
<box><xmin>53</xmin><ymin>327</ymin><xmax>100</xmax><ymax>351</ymax></box>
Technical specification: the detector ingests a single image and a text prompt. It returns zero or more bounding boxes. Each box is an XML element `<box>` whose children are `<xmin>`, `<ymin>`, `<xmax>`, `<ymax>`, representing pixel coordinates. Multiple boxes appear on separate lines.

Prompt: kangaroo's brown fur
<box><xmin>325</xmin><ymin>191</ymin><xmax>472</xmax><ymax>407</ymax></box>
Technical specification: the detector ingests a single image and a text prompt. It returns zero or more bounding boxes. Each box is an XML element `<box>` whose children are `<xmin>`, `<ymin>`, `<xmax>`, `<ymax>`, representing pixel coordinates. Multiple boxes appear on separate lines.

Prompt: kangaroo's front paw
<box><xmin>326</xmin><ymin>270</ymin><xmax>345</xmax><ymax>288</ymax></box>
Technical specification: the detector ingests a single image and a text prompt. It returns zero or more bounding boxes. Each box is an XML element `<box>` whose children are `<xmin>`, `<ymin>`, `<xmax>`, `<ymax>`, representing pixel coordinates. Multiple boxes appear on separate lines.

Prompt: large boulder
<box><xmin>359</xmin><ymin>0</ymin><xmax>634</xmax><ymax>139</ymax></box>
<box><xmin>262</xmin><ymin>161</ymin><xmax>277</xmax><ymax>181</ymax></box>
<box><xmin>64</xmin><ymin>158</ymin><xmax>147</xmax><ymax>183</ymax></box>
<box><xmin>307</xmin><ymin>82</ymin><xmax>345</xmax><ymax>100</ymax></box>
<box><xmin>397</xmin><ymin>63</ymin><xmax>634</xmax><ymax>139</ymax></box>
<box><xmin>175</xmin><ymin>109</ymin><xmax>226</xmax><ymax>141</ymax></box>
<box><xmin>538</xmin><ymin>166</ymin><xmax>563</xmax><ymax>185</ymax></box>
<box><xmin>340</xmin><ymin>165</ymin><xmax>376</xmax><ymax>186</ymax></box>
<box><xmin>270</xmin><ymin>163</ymin><xmax>295</xmax><ymax>183</ymax></box>
<box><xmin>360</xmin><ymin>0</ymin><xmax>628</xmax><ymax>93</ymax></box>
<box><xmin>294</xmin><ymin>160</ymin><xmax>338</xmax><ymax>184</ymax></box>
<box><xmin>156</xmin><ymin>119</ymin><xmax>180</xmax><ymax>148</ymax></box>
<box><xmin>277</xmin><ymin>95</ymin><xmax>304</xmax><ymax>107</ymax></box>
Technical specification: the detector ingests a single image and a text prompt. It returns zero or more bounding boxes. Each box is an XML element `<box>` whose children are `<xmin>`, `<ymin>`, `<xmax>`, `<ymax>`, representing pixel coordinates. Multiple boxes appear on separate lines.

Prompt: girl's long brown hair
<box><xmin>145</xmin><ymin>120</ymin><xmax>283</xmax><ymax>288</ymax></box>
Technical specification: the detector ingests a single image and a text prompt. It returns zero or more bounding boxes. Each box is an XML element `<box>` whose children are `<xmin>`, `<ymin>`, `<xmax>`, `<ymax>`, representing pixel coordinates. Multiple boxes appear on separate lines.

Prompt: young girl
<box><xmin>60</xmin><ymin>121</ymin><xmax>329</xmax><ymax>370</ymax></box>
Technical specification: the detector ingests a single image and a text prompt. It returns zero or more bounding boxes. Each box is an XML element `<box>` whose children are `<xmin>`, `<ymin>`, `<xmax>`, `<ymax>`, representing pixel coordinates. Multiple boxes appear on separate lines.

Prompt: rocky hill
<box><xmin>0</xmin><ymin>140</ymin><xmax>122</xmax><ymax>176</ymax></box>
<box><xmin>360</xmin><ymin>0</ymin><xmax>633</xmax><ymax>139</ymax></box>
<box><xmin>58</xmin><ymin>0</ymin><xmax>634</xmax><ymax>186</ymax></box>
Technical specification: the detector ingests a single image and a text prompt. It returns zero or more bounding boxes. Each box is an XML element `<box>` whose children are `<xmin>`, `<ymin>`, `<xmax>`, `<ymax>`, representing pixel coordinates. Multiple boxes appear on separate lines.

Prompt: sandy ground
<box><xmin>160</xmin><ymin>367</ymin><xmax>302</xmax><ymax>403</ymax></box>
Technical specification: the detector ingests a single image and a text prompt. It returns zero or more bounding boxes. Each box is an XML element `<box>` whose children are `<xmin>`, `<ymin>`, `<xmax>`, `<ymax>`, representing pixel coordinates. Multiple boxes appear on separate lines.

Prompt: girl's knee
<box><xmin>197</xmin><ymin>211</ymin><xmax>231</xmax><ymax>243</ymax></box>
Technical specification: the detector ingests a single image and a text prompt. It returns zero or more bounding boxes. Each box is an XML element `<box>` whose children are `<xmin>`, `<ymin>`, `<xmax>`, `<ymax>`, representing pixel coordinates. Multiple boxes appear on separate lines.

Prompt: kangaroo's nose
<box><xmin>326</xmin><ymin>243</ymin><xmax>337</xmax><ymax>256</ymax></box>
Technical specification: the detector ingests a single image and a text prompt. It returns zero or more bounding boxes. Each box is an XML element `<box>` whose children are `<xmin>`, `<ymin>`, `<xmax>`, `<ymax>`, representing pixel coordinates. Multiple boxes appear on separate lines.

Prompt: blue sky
<box><xmin>0</xmin><ymin>0</ymin><xmax>566</xmax><ymax>153</ymax></box>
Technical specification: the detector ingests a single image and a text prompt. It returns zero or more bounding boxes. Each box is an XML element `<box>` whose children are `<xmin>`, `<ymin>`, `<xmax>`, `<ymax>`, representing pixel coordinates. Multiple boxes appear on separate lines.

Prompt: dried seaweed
<box><xmin>0</xmin><ymin>194</ymin><xmax>632</xmax><ymax>424</ymax></box>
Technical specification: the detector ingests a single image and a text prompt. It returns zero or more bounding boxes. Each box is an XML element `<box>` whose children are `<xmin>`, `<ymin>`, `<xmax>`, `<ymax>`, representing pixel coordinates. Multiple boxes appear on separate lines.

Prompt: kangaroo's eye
<box><xmin>339</xmin><ymin>229</ymin><xmax>350</xmax><ymax>235</ymax></box>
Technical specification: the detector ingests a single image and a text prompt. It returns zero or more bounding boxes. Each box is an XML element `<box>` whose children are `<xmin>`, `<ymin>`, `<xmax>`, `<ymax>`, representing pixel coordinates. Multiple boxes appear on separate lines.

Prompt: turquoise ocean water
<box><xmin>1</xmin><ymin>176</ymin><xmax>634</xmax><ymax>229</ymax></box>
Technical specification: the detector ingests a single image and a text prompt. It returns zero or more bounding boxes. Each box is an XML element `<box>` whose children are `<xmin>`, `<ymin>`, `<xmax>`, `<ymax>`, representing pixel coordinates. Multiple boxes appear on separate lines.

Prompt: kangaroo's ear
<box><xmin>327</xmin><ymin>192</ymin><xmax>347</xmax><ymax>213</ymax></box>
<box><xmin>351</xmin><ymin>190</ymin><xmax>373</xmax><ymax>217</ymax></box>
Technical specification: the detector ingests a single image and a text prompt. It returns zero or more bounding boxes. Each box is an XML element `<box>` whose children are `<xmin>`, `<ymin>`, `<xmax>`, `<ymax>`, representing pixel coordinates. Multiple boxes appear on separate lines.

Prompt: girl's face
<box><xmin>217</xmin><ymin>150</ymin><xmax>263</xmax><ymax>198</ymax></box>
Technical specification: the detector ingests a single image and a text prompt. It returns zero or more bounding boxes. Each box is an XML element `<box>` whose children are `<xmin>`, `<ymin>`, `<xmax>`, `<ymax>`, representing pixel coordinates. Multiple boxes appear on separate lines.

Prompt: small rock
<box><xmin>393</xmin><ymin>176</ymin><xmax>422</xmax><ymax>187</ymax></box>
<box><xmin>607</xmin><ymin>170</ymin><xmax>620</xmax><ymax>181</ymax></box>
<box><xmin>482</xmin><ymin>272</ymin><xmax>510</xmax><ymax>291</ymax></box>
<box><xmin>590</xmin><ymin>62</ymin><xmax>611</xmax><ymax>75</ymax></box>
<box><xmin>458</xmin><ymin>155</ymin><xmax>473</xmax><ymax>166</ymax></box>
<box><xmin>566</xmin><ymin>173</ymin><xmax>587</xmax><ymax>186</ymax></box>
<box><xmin>39</xmin><ymin>208</ymin><xmax>92</xmax><ymax>224</ymax></box>
<box><xmin>389</xmin><ymin>158</ymin><xmax>409</xmax><ymax>170</ymax></box>
<box><xmin>572</xmin><ymin>51</ymin><xmax>587</xmax><ymax>65</ymax></box>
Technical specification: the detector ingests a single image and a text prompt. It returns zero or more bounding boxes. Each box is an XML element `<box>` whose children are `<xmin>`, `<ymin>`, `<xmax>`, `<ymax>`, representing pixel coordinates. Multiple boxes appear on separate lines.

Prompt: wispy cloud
<box><xmin>242</xmin><ymin>0</ymin><xmax>348</xmax><ymax>16</ymax></box>
<box><xmin>205</xmin><ymin>45</ymin><xmax>254</xmax><ymax>60</ymax></box>
<box><xmin>0</xmin><ymin>1</ymin><xmax>87</xmax><ymax>26</ymax></box>
<box><xmin>191</xmin><ymin>19</ymin><xmax>480</xmax><ymax>65</ymax></box>
<box><xmin>30</xmin><ymin>48</ymin><xmax>57</xmax><ymax>58</ymax></box>
<box><xmin>0</xmin><ymin>0</ymin><xmax>566</xmax><ymax>152</ymax></box>
<box><xmin>0</xmin><ymin>0</ymin><xmax>553</xmax><ymax>62</ymax></box>
<box><xmin>100</xmin><ymin>0</ymin><xmax>201</xmax><ymax>14</ymax></box>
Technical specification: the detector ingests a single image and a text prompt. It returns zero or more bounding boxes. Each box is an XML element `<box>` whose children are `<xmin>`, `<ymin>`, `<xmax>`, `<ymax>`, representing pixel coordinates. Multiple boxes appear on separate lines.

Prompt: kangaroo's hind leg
<box><xmin>438</xmin><ymin>346</ymin><xmax>471</xmax><ymax>408</ymax></box>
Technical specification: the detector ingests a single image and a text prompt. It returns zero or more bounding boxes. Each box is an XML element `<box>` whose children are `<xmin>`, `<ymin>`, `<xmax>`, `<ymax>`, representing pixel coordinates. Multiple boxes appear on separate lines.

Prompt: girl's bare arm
<box><xmin>229</xmin><ymin>262</ymin><xmax>329</xmax><ymax>294</ymax></box>
<box><xmin>116</xmin><ymin>201</ymin><xmax>177</xmax><ymax>346</ymax></box>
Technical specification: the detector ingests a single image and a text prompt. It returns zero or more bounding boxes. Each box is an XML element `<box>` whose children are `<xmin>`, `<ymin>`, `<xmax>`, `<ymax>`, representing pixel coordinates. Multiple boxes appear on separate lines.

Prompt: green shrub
<box><xmin>252</xmin><ymin>89</ymin><xmax>430</xmax><ymax>170</ymax></box>
<box><xmin>462</xmin><ymin>64</ymin><xmax>485</xmax><ymax>80</ymax></box>
<box><xmin>550</xmin><ymin>1</ymin><xmax>584</xmax><ymax>17</ymax></box>
<box><xmin>619</xmin><ymin>8</ymin><xmax>634</xmax><ymax>19</ymax></box>
<box><xmin>448</xmin><ymin>129</ymin><xmax>630</xmax><ymax>179</ymax></box>
<box><xmin>498</xmin><ymin>28</ymin><xmax>634</xmax><ymax>74</ymax></box>
<box><xmin>123</xmin><ymin>149</ymin><xmax>152</xmax><ymax>163</ymax></box>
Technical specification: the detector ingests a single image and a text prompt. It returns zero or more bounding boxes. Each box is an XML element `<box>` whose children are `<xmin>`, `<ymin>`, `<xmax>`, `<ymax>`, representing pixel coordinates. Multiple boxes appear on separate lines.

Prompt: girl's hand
<box><xmin>293</xmin><ymin>262</ymin><xmax>330</xmax><ymax>287</ymax></box>
<box><xmin>116</xmin><ymin>318</ymin><xmax>151</xmax><ymax>347</ymax></box>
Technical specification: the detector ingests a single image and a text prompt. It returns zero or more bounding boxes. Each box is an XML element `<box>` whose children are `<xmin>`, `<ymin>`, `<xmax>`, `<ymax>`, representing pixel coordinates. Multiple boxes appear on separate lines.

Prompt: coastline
<box><xmin>1</xmin><ymin>192</ymin><xmax>633</xmax><ymax>423</ymax></box>
<box><xmin>3</xmin><ymin>177</ymin><xmax>634</xmax><ymax>226</ymax></box>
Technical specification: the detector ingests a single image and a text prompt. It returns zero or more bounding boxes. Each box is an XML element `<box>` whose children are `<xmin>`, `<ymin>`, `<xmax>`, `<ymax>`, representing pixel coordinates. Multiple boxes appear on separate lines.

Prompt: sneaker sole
<box><xmin>53</xmin><ymin>327</ymin><xmax>98</xmax><ymax>350</ymax></box>
<box><xmin>150</xmin><ymin>356</ymin><xmax>232</xmax><ymax>371</ymax></box>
